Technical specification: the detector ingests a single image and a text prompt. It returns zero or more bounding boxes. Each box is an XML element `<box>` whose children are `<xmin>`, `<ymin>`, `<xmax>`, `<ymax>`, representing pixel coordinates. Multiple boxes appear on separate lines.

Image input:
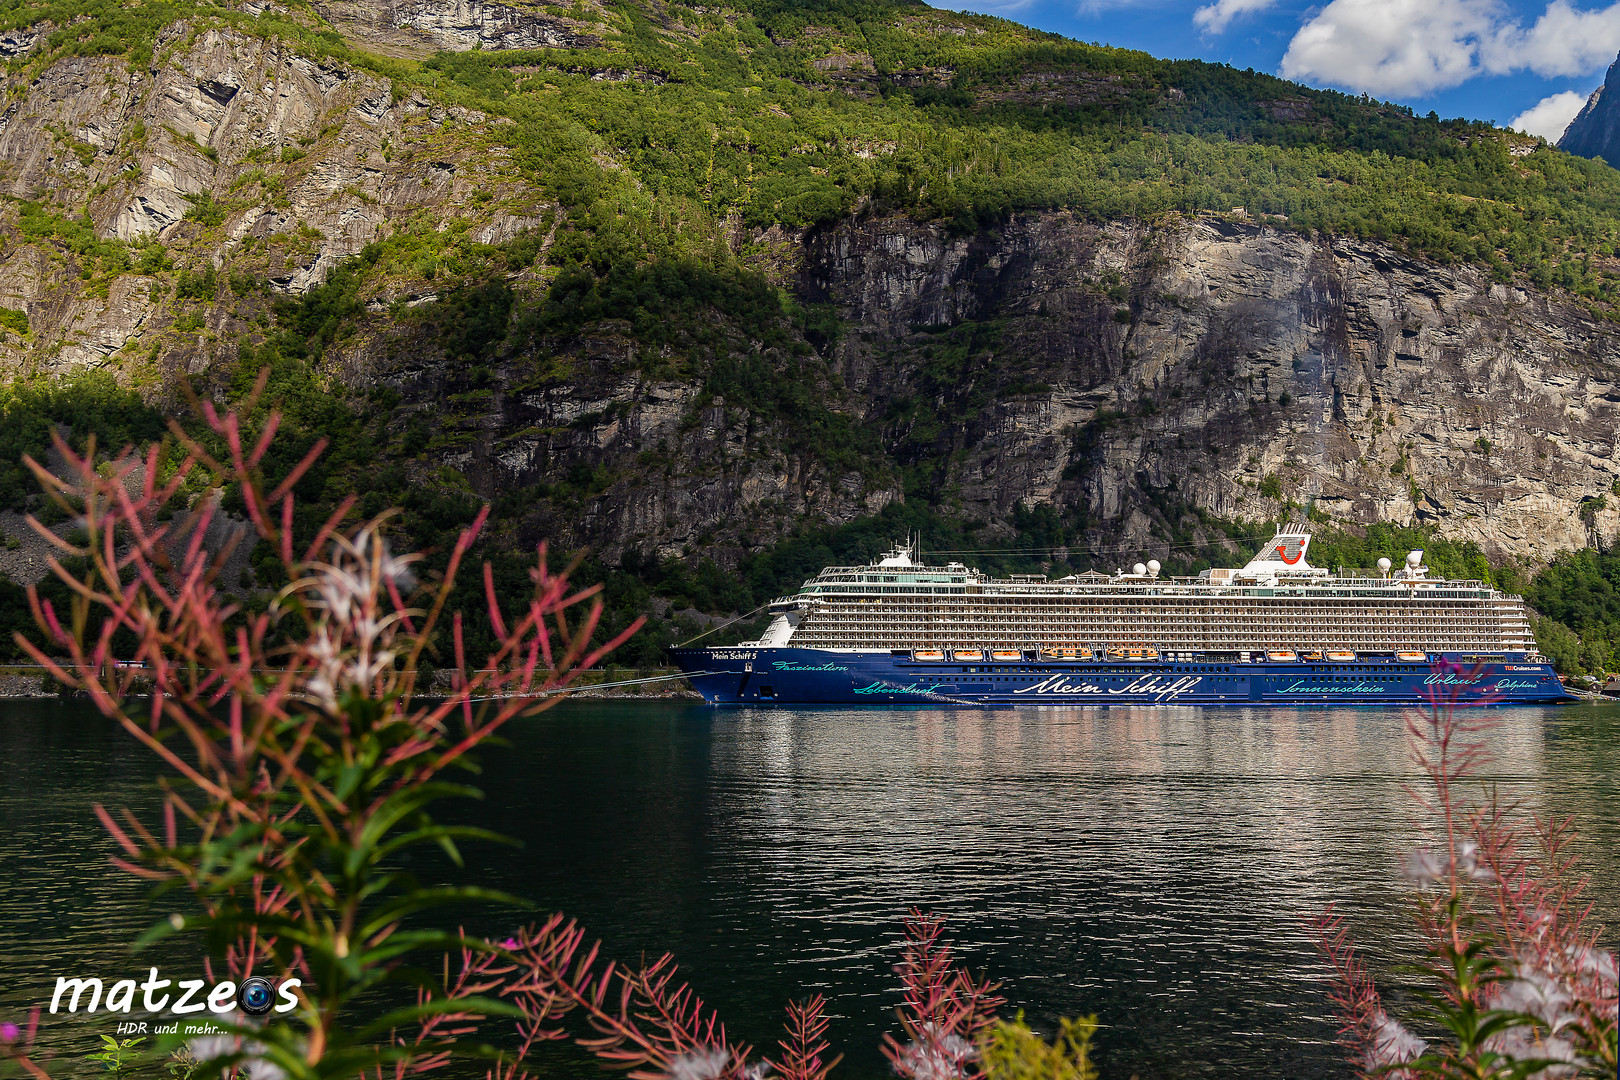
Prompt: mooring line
<box><xmin>675</xmin><ymin>604</ymin><xmax>767</xmax><ymax>648</ymax></box>
<box><xmin>462</xmin><ymin>670</ymin><xmax>714</xmax><ymax>703</ymax></box>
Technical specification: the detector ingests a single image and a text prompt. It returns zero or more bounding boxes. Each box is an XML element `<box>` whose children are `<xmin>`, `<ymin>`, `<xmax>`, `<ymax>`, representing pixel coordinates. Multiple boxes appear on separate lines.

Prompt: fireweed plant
<box><xmin>0</xmin><ymin>386</ymin><xmax>1087</xmax><ymax>1080</ymax></box>
<box><xmin>1316</xmin><ymin>664</ymin><xmax>1619</xmax><ymax>1079</ymax></box>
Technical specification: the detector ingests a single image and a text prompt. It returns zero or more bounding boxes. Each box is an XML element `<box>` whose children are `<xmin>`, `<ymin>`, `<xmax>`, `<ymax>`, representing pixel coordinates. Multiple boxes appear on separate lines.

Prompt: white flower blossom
<box><xmin>893</xmin><ymin>1024</ymin><xmax>974</xmax><ymax>1080</ymax></box>
<box><xmin>1487</xmin><ymin>1023</ymin><xmax>1580</xmax><ymax>1077</ymax></box>
<box><xmin>1401</xmin><ymin>843</ymin><xmax>1494</xmax><ymax>888</ymax></box>
<box><xmin>1566</xmin><ymin>944</ymin><xmax>1617</xmax><ymax>984</ymax></box>
<box><xmin>282</xmin><ymin>524</ymin><xmax>419</xmax><ymax>712</ymax></box>
<box><xmin>1403</xmin><ymin>848</ymin><xmax>1445</xmax><ymax>887</ymax></box>
<box><xmin>1498</xmin><ymin>970</ymin><xmax>1575</xmax><ymax>1031</ymax></box>
<box><xmin>189</xmin><ymin>1023</ymin><xmax>288</xmax><ymax>1080</ymax></box>
<box><xmin>1453</xmin><ymin>839</ymin><xmax>1495</xmax><ymax>882</ymax></box>
<box><xmin>667</xmin><ymin>1047</ymin><xmax>731</xmax><ymax>1080</ymax></box>
<box><xmin>374</xmin><ymin>535</ymin><xmax>417</xmax><ymax>591</ymax></box>
<box><xmin>1364</xmin><ymin>1010</ymin><xmax>1426</xmax><ymax>1070</ymax></box>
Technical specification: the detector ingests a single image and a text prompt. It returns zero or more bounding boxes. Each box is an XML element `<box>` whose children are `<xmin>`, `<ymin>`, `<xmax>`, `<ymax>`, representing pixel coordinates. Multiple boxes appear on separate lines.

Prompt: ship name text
<box><xmin>1014</xmin><ymin>674</ymin><xmax>1202</xmax><ymax>701</ymax></box>
<box><xmin>852</xmin><ymin>681</ymin><xmax>946</xmax><ymax>696</ymax></box>
<box><xmin>1279</xmin><ymin>680</ymin><xmax>1387</xmax><ymax>694</ymax></box>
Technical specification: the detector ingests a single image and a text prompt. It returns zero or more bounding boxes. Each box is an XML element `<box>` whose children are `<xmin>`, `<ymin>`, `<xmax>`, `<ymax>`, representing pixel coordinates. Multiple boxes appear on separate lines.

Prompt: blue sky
<box><xmin>931</xmin><ymin>0</ymin><xmax>1620</xmax><ymax>141</ymax></box>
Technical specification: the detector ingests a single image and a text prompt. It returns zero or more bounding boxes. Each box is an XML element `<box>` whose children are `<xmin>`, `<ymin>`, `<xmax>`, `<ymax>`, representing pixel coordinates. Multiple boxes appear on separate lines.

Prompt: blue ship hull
<box><xmin>668</xmin><ymin>648</ymin><xmax>1573</xmax><ymax>706</ymax></box>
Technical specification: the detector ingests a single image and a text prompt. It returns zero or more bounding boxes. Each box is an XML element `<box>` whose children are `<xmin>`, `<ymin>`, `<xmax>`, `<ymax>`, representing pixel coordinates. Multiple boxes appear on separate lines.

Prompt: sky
<box><xmin>931</xmin><ymin>0</ymin><xmax>1620</xmax><ymax>142</ymax></box>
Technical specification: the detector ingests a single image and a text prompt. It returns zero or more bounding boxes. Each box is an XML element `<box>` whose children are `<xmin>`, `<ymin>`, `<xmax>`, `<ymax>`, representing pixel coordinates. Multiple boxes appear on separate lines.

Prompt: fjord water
<box><xmin>1</xmin><ymin>700</ymin><xmax>1616</xmax><ymax>1080</ymax></box>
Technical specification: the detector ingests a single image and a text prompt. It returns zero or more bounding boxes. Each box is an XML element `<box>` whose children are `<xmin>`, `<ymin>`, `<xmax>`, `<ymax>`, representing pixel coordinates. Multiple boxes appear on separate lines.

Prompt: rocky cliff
<box><xmin>0</xmin><ymin>2</ymin><xmax>1617</xmax><ymax>580</ymax></box>
<box><xmin>806</xmin><ymin>214</ymin><xmax>1620</xmax><ymax>560</ymax></box>
<box><xmin>1560</xmin><ymin>53</ymin><xmax>1620</xmax><ymax>164</ymax></box>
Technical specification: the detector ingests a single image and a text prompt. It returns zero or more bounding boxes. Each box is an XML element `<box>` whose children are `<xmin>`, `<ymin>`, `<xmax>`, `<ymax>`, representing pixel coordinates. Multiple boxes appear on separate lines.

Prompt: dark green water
<box><xmin>2</xmin><ymin>699</ymin><xmax>1616</xmax><ymax>1079</ymax></box>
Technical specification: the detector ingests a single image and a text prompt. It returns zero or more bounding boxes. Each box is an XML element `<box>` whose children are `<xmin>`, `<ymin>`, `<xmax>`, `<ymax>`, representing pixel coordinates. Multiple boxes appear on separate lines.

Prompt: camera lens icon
<box><xmin>239</xmin><ymin>977</ymin><xmax>276</xmax><ymax>1016</ymax></box>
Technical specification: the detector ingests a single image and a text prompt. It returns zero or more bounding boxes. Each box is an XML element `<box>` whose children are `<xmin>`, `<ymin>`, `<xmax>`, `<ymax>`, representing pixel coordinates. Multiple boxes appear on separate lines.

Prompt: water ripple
<box><xmin>1</xmin><ymin>699</ymin><xmax>1615</xmax><ymax>1080</ymax></box>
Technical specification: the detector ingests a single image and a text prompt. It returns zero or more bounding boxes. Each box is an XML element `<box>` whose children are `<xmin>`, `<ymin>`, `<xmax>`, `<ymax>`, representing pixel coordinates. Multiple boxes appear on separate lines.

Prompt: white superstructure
<box><xmin>751</xmin><ymin>527</ymin><xmax>1536</xmax><ymax>655</ymax></box>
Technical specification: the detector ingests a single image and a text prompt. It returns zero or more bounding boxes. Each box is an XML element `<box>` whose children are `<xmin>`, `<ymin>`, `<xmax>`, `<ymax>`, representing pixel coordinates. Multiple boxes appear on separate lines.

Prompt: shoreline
<box><xmin>0</xmin><ymin>670</ymin><xmax>701</xmax><ymax>701</ymax></box>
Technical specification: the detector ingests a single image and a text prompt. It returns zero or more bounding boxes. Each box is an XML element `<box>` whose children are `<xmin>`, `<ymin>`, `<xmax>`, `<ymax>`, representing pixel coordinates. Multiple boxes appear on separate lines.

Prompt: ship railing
<box><xmin>793</xmin><ymin>578</ymin><xmax>1496</xmax><ymax>597</ymax></box>
<box><xmin>1327</xmin><ymin>570</ymin><xmax>1489</xmax><ymax>585</ymax></box>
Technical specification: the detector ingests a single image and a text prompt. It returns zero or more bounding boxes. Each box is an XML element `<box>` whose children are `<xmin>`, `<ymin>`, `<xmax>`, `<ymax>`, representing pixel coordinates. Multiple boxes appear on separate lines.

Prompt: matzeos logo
<box><xmin>48</xmin><ymin>967</ymin><xmax>300</xmax><ymax>1032</ymax></box>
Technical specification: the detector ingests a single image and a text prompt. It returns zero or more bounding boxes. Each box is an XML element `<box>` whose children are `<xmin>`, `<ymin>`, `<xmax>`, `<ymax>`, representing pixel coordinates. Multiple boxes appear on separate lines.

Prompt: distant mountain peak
<box><xmin>1558</xmin><ymin>53</ymin><xmax>1620</xmax><ymax>163</ymax></box>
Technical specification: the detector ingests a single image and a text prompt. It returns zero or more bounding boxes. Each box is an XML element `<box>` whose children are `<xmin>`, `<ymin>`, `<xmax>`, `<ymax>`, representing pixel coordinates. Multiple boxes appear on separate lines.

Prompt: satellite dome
<box><xmin>1377</xmin><ymin>557</ymin><xmax>1392</xmax><ymax>573</ymax></box>
<box><xmin>1133</xmin><ymin>562</ymin><xmax>1147</xmax><ymax>576</ymax></box>
<box><xmin>1147</xmin><ymin>559</ymin><xmax>1161</xmax><ymax>576</ymax></box>
<box><xmin>1407</xmin><ymin>550</ymin><xmax>1423</xmax><ymax>567</ymax></box>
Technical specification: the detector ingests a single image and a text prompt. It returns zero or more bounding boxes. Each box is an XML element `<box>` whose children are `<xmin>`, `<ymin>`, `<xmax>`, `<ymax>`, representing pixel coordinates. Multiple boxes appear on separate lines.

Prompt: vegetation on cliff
<box><xmin>11</xmin><ymin>0</ymin><xmax>1620</xmax><ymax>303</ymax></box>
<box><xmin>1526</xmin><ymin>549</ymin><xmax>1620</xmax><ymax>677</ymax></box>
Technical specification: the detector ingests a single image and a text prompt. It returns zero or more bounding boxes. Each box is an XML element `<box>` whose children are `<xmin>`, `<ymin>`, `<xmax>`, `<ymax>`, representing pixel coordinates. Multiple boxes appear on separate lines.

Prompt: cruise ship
<box><xmin>668</xmin><ymin>526</ymin><xmax>1572</xmax><ymax>705</ymax></box>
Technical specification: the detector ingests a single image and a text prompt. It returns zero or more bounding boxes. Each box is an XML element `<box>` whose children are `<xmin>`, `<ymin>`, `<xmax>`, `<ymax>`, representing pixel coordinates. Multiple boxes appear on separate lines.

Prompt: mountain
<box><xmin>1559</xmin><ymin>54</ymin><xmax>1620</xmax><ymax>163</ymax></box>
<box><xmin>0</xmin><ymin>0</ymin><xmax>1619</xmax><ymax>658</ymax></box>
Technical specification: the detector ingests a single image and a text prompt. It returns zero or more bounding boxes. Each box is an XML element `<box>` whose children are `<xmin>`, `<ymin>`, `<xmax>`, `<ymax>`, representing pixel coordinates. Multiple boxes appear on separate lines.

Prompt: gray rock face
<box><xmin>801</xmin><ymin>214</ymin><xmax>1620</xmax><ymax>561</ymax></box>
<box><xmin>389</xmin><ymin>0</ymin><xmax>591</xmax><ymax>50</ymax></box>
<box><xmin>0</xmin><ymin>25</ymin><xmax>532</xmax><ymax>373</ymax></box>
<box><xmin>1559</xmin><ymin>54</ymin><xmax>1620</xmax><ymax>162</ymax></box>
<box><xmin>314</xmin><ymin>0</ymin><xmax>596</xmax><ymax>53</ymax></box>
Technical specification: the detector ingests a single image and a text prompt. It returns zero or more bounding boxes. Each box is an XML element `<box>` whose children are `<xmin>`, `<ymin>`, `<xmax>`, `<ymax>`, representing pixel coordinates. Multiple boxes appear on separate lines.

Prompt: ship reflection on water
<box><xmin>690</xmin><ymin>704</ymin><xmax>1611</xmax><ymax>1077</ymax></box>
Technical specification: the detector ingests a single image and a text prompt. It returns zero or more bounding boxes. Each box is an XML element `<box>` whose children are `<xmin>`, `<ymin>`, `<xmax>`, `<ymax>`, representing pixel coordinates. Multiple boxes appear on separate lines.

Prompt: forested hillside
<box><xmin>0</xmin><ymin>0</ymin><xmax>1618</xmax><ymax>670</ymax></box>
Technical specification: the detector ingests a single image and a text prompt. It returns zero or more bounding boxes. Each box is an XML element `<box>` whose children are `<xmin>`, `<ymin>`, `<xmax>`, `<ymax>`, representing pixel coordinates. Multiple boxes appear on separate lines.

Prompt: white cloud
<box><xmin>1280</xmin><ymin>0</ymin><xmax>1497</xmax><ymax>96</ymax></box>
<box><xmin>1510</xmin><ymin>89</ymin><xmax>1590</xmax><ymax>139</ymax></box>
<box><xmin>1193</xmin><ymin>0</ymin><xmax>1279</xmax><ymax>33</ymax></box>
<box><xmin>1280</xmin><ymin>0</ymin><xmax>1620</xmax><ymax>98</ymax></box>
<box><xmin>1483</xmin><ymin>1</ymin><xmax>1620</xmax><ymax>77</ymax></box>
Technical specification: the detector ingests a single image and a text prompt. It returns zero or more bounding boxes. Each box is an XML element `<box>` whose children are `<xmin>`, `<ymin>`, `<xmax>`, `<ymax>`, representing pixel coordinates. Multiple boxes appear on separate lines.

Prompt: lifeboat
<box><xmin>1327</xmin><ymin>650</ymin><xmax>1357</xmax><ymax>661</ymax></box>
<box><xmin>1109</xmin><ymin>646</ymin><xmax>1157</xmax><ymax>661</ymax></box>
<box><xmin>1396</xmin><ymin>650</ymin><xmax>1428</xmax><ymax>662</ymax></box>
<box><xmin>953</xmin><ymin>649</ymin><xmax>984</xmax><ymax>662</ymax></box>
<box><xmin>1042</xmin><ymin>647</ymin><xmax>1086</xmax><ymax>661</ymax></box>
<box><xmin>990</xmin><ymin>649</ymin><xmax>1023</xmax><ymax>661</ymax></box>
<box><xmin>913</xmin><ymin>649</ymin><xmax>946</xmax><ymax>662</ymax></box>
<box><xmin>1302</xmin><ymin>650</ymin><xmax>1324</xmax><ymax>662</ymax></box>
<box><xmin>1267</xmin><ymin>650</ymin><xmax>1299</xmax><ymax>662</ymax></box>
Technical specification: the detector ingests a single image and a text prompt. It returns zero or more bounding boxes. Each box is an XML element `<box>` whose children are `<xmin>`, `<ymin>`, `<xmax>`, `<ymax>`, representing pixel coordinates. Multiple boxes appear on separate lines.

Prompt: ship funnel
<box><xmin>1239</xmin><ymin>527</ymin><xmax>1320</xmax><ymax>575</ymax></box>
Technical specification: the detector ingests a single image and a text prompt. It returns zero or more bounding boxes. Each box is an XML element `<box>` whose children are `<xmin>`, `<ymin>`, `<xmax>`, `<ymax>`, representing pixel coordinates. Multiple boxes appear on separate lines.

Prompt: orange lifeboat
<box><xmin>913</xmin><ymin>649</ymin><xmax>946</xmax><ymax>662</ymax></box>
<box><xmin>1396</xmin><ymin>650</ymin><xmax>1428</xmax><ymax>662</ymax></box>
<box><xmin>953</xmin><ymin>649</ymin><xmax>984</xmax><ymax>662</ymax></box>
<box><xmin>990</xmin><ymin>649</ymin><xmax>1023</xmax><ymax>661</ymax></box>
<box><xmin>1327</xmin><ymin>650</ymin><xmax>1356</xmax><ymax>661</ymax></box>
<box><xmin>1267</xmin><ymin>650</ymin><xmax>1299</xmax><ymax>662</ymax></box>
